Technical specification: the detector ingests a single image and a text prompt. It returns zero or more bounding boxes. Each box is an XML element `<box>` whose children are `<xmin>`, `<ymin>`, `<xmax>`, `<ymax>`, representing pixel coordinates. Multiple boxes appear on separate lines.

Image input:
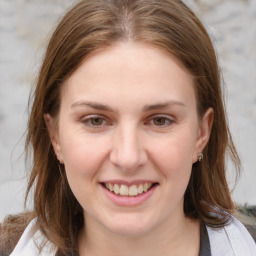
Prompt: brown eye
<box><xmin>153</xmin><ymin>117</ymin><xmax>169</xmax><ymax>126</ymax></box>
<box><xmin>90</xmin><ymin>117</ymin><xmax>104</xmax><ymax>126</ymax></box>
<box><xmin>81</xmin><ymin>115</ymin><xmax>107</xmax><ymax>128</ymax></box>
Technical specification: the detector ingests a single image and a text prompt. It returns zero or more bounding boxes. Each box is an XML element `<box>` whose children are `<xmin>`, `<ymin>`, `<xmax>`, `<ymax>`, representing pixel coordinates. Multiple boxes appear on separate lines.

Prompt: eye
<box><xmin>148</xmin><ymin>115</ymin><xmax>174</xmax><ymax>127</ymax></box>
<box><xmin>90</xmin><ymin>117</ymin><xmax>104</xmax><ymax>126</ymax></box>
<box><xmin>81</xmin><ymin>115</ymin><xmax>108</xmax><ymax>128</ymax></box>
<box><xmin>153</xmin><ymin>117</ymin><xmax>168</xmax><ymax>126</ymax></box>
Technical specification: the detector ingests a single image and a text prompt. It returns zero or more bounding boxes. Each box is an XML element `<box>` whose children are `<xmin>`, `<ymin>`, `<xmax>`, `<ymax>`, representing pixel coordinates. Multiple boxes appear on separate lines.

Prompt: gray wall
<box><xmin>0</xmin><ymin>0</ymin><xmax>255</xmax><ymax>220</ymax></box>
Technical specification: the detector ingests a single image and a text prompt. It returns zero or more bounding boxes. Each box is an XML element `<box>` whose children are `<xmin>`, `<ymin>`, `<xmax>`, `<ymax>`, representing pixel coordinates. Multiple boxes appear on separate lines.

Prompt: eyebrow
<box><xmin>71</xmin><ymin>100</ymin><xmax>186</xmax><ymax>112</ymax></box>
<box><xmin>142</xmin><ymin>101</ymin><xmax>186</xmax><ymax>112</ymax></box>
<box><xmin>71</xmin><ymin>101</ymin><xmax>116</xmax><ymax>112</ymax></box>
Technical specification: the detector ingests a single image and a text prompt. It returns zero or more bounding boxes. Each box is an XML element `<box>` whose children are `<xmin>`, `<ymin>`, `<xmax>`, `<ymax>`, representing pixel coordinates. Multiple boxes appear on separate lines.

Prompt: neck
<box><xmin>78</xmin><ymin>213</ymin><xmax>200</xmax><ymax>256</ymax></box>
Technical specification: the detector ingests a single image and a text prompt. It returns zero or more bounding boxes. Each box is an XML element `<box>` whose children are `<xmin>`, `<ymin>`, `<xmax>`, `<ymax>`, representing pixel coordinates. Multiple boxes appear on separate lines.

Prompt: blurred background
<box><xmin>0</xmin><ymin>0</ymin><xmax>255</xmax><ymax>220</ymax></box>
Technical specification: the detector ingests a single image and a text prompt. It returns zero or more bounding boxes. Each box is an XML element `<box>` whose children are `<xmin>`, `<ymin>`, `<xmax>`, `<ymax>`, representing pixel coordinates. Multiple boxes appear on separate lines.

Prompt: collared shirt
<box><xmin>10</xmin><ymin>215</ymin><xmax>256</xmax><ymax>256</ymax></box>
<box><xmin>200</xmin><ymin>222</ymin><xmax>211</xmax><ymax>256</ymax></box>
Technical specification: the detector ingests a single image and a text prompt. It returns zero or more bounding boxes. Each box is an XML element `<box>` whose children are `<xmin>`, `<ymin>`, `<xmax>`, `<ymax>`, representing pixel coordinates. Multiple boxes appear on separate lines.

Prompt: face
<box><xmin>46</xmin><ymin>42</ymin><xmax>212</xmax><ymax>238</ymax></box>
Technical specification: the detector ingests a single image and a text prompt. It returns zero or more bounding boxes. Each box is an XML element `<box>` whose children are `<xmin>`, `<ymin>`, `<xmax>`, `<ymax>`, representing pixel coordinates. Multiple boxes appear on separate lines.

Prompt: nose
<box><xmin>110</xmin><ymin>125</ymin><xmax>148</xmax><ymax>172</ymax></box>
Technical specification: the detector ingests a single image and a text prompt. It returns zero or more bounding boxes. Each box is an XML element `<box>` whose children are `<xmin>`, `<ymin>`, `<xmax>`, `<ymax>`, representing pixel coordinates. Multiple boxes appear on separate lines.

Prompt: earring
<box><xmin>198</xmin><ymin>153</ymin><xmax>203</xmax><ymax>162</ymax></box>
<box><xmin>56</xmin><ymin>153</ymin><xmax>64</xmax><ymax>165</ymax></box>
<box><xmin>56</xmin><ymin>153</ymin><xmax>61</xmax><ymax>162</ymax></box>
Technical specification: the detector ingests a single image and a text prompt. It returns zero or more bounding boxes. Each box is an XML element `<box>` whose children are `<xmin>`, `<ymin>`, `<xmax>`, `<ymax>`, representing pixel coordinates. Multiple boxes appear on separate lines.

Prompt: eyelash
<box><xmin>81</xmin><ymin>115</ymin><xmax>174</xmax><ymax>129</ymax></box>
<box><xmin>147</xmin><ymin>115</ymin><xmax>174</xmax><ymax>127</ymax></box>
<box><xmin>81</xmin><ymin>115</ymin><xmax>109</xmax><ymax>128</ymax></box>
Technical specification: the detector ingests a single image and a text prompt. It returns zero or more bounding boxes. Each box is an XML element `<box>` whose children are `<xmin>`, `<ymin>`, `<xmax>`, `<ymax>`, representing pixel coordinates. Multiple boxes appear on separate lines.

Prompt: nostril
<box><xmin>109</xmin><ymin>130</ymin><xmax>148</xmax><ymax>171</ymax></box>
<box><xmin>110</xmin><ymin>148</ymin><xmax>148</xmax><ymax>172</ymax></box>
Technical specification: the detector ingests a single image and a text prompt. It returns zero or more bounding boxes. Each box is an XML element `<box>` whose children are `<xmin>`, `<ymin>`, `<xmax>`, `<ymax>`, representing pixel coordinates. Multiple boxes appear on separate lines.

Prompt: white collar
<box><xmin>206</xmin><ymin>214</ymin><xmax>256</xmax><ymax>255</ymax></box>
<box><xmin>10</xmin><ymin>218</ymin><xmax>56</xmax><ymax>256</ymax></box>
<box><xmin>10</xmin><ymin>215</ymin><xmax>256</xmax><ymax>256</ymax></box>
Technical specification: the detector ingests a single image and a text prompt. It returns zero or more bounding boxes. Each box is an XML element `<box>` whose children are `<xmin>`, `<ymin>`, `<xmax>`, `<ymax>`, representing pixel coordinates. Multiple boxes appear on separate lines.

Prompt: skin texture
<box><xmin>45</xmin><ymin>42</ymin><xmax>213</xmax><ymax>256</ymax></box>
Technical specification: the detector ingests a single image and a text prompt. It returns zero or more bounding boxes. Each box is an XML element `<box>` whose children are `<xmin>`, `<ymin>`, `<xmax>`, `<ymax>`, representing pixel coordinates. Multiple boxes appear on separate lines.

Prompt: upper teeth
<box><xmin>105</xmin><ymin>183</ymin><xmax>153</xmax><ymax>197</ymax></box>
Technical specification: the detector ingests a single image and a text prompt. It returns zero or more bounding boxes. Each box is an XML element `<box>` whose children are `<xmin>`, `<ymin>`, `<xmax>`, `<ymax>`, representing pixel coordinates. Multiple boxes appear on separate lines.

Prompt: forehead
<box><xmin>61</xmin><ymin>42</ymin><xmax>196</xmax><ymax>111</ymax></box>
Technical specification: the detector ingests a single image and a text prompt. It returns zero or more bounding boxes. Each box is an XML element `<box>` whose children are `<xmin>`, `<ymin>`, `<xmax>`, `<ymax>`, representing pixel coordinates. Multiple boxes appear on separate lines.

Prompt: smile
<box><xmin>102</xmin><ymin>182</ymin><xmax>157</xmax><ymax>197</ymax></box>
<box><xmin>100</xmin><ymin>181</ymin><xmax>159</xmax><ymax>206</ymax></box>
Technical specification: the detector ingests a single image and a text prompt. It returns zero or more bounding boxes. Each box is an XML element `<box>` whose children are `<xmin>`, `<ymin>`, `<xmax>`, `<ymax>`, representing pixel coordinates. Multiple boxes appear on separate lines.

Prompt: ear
<box><xmin>192</xmin><ymin>108</ymin><xmax>214</xmax><ymax>163</ymax></box>
<box><xmin>44</xmin><ymin>113</ymin><xmax>64</xmax><ymax>163</ymax></box>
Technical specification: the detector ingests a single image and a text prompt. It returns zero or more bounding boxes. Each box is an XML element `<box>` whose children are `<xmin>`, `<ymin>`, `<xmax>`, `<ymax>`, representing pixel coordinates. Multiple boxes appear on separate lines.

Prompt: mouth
<box><xmin>100</xmin><ymin>182</ymin><xmax>159</xmax><ymax>197</ymax></box>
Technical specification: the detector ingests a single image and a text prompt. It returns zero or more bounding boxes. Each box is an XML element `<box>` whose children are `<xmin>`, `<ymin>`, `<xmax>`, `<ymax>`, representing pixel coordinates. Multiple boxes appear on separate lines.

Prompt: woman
<box><xmin>1</xmin><ymin>0</ymin><xmax>255</xmax><ymax>255</ymax></box>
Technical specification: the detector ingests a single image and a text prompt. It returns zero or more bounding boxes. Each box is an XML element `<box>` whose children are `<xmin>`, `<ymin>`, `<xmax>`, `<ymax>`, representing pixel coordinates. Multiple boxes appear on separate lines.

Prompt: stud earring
<box><xmin>198</xmin><ymin>152</ymin><xmax>203</xmax><ymax>162</ymax></box>
<box><xmin>56</xmin><ymin>153</ymin><xmax>63</xmax><ymax>164</ymax></box>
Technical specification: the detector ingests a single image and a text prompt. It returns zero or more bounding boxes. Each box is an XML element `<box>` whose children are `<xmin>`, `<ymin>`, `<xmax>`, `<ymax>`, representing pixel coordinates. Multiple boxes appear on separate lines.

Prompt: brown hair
<box><xmin>23</xmin><ymin>0</ymin><xmax>240</xmax><ymax>254</ymax></box>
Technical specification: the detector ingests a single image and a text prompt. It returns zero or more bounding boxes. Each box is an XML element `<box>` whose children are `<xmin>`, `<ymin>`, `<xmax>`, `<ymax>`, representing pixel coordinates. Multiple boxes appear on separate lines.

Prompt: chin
<box><xmin>103</xmin><ymin>214</ymin><xmax>155</xmax><ymax>238</ymax></box>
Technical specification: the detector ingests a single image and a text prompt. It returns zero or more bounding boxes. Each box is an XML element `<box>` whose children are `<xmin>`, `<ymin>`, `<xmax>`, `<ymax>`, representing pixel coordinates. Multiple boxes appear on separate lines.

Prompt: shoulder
<box><xmin>206</xmin><ymin>214</ymin><xmax>256</xmax><ymax>256</ymax></box>
<box><xmin>246</xmin><ymin>225</ymin><xmax>256</xmax><ymax>242</ymax></box>
<box><xmin>6</xmin><ymin>215</ymin><xmax>57</xmax><ymax>256</ymax></box>
<box><xmin>237</xmin><ymin>205</ymin><xmax>256</xmax><ymax>242</ymax></box>
<box><xmin>0</xmin><ymin>212</ymin><xmax>35</xmax><ymax>255</ymax></box>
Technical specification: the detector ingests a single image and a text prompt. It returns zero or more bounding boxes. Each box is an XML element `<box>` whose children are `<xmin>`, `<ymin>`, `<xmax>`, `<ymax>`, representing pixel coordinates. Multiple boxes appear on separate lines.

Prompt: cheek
<box><xmin>151</xmin><ymin>131</ymin><xmax>196</xmax><ymax>166</ymax></box>
<box><xmin>146</xmin><ymin>134</ymin><xmax>195</xmax><ymax>216</ymax></box>
<box><xmin>149</xmin><ymin>130</ymin><xmax>196</xmax><ymax>184</ymax></box>
<box><xmin>59</xmin><ymin>133</ymin><xmax>110</xmax><ymax>209</ymax></box>
<box><xmin>59</xmin><ymin>127</ymin><xmax>110</xmax><ymax>179</ymax></box>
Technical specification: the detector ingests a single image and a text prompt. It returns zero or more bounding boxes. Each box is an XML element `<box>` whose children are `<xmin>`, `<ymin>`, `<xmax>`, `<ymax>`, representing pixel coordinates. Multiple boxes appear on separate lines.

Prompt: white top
<box><xmin>10</xmin><ymin>215</ymin><xmax>256</xmax><ymax>256</ymax></box>
<box><xmin>10</xmin><ymin>219</ymin><xmax>56</xmax><ymax>256</ymax></box>
<box><xmin>206</xmin><ymin>215</ymin><xmax>256</xmax><ymax>255</ymax></box>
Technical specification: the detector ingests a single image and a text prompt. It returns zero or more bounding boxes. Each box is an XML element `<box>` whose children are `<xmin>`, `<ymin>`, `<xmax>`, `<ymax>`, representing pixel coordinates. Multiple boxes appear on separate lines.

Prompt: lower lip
<box><xmin>101</xmin><ymin>184</ymin><xmax>158</xmax><ymax>207</ymax></box>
